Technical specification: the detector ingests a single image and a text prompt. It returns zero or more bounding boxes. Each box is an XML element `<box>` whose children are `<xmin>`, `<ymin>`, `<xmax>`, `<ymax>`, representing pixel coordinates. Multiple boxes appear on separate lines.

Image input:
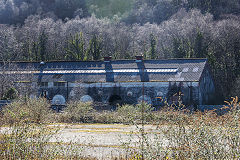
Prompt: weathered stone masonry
<box><xmin>1</xmin><ymin>57</ymin><xmax>215</xmax><ymax>106</ymax></box>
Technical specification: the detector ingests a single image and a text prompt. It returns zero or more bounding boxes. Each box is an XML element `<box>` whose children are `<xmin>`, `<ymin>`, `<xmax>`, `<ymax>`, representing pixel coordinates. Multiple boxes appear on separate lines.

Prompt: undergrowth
<box><xmin>127</xmin><ymin>97</ymin><xmax>240</xmax><ymax>160</ymax></box>
<box><xmin>0</xmin><ymin>98</ymin><xmax>90</xmax><ymax>159</ymax></box>
<box><xmin>0</xmin><ymin>97</ymin><xmax>239</xmax><ymax>159</ymax></box>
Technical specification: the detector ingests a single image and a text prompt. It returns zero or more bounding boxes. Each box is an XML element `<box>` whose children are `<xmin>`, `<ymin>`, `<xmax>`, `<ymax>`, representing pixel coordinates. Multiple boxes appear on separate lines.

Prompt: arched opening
<box><xmin>138</xmin><ymin>95</ymin><xmax>152</xmax><ymax>105</ymax></box>
<box><xmin>80</xmin><ymin>95</ymin><xmax>93</xmax><ymax>103</ymax></box>
<box><xmin>109</xmin><ymin>95</ymin><xmax>122</xmax><ymax>106</ymax></box>
<box><xmin>52</xmin><ymin>95</ymin><xmax>66</xmax><ymax>106</ymax></box>
<box><xmin>51</xmin><ymin>95</ymin><xmax>66</xmax><ymax>112</ymax></box>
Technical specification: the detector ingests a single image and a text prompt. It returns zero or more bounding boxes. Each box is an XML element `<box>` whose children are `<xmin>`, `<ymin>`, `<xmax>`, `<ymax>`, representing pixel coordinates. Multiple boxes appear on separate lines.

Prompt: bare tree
<box><xmin>0</xmin><ymin>62</ymin><xmax>35</xmax><ymax>100</ymax></box>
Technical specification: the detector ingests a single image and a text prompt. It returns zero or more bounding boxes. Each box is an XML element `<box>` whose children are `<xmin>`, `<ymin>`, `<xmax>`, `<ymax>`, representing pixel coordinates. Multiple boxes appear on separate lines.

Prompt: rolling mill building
<box><xmin>0</xmin><ymin>56</ymin><xmax>215</xmax><ymax>107</ymax></box>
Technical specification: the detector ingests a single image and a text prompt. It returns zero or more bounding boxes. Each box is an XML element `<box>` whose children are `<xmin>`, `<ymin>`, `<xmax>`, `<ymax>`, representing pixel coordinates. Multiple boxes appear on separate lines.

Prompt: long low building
<box><xmin>0</xmin><ymin>56</ymin><xmax>215</xmax><ymax>107</ymax></box>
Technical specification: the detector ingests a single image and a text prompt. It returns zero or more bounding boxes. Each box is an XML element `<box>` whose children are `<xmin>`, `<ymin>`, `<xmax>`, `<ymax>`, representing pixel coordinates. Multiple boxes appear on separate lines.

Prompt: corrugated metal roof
<box><xmin>0</xmin><ymin>59</ymin><xmax>207</xmax><ymax>82</ymax></box>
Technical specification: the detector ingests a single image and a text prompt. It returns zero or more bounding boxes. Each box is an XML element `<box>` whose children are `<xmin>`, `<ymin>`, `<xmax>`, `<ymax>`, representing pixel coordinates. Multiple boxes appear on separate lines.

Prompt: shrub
<box><xmin>0</xmin><ymin>118</ymin><xmax>86</xmax><ymax>159</ymax></box>
<box><xmin>135</xmin><ymin>103</ymin><xmax>154</xmax><ymax>123</ymax></box>
<box><xmin>93</xmin><ymin>111</ymin><xmax>119</xmax><ymax>124</ymax></box>
<box><xmin>0</xmin><ymin>122</ymin><xmax>59</xmax><ymax>159</ymax></box>
<box><xmin>116</xmin><ymin>104</ymin><xmax>138</xmax><ymax>123</ymax></box>
<box><xmin>60</xmin><ymin>101</ymin><xmax>95</xmax><ymax>123</ymax></box>
<box><xmin>0</xmin><ymin>97</ymin><xmax>92</xmax><ymax>159</ymax></box>
<box><xmin>2</xmin><ymin>87</ymin><xmax>18</xmax><ymax>100</ymax></box>
<box><xmin>125</xmin><ymin>97</ymin><xmax>240</xmax><ymax>159</ymax></box>
<box><xmin>115</xmin><ymin>103</ymin><xmax>154</xmax><ymax>124</ymax></box>
<box><xmin>1</xmin><ymin>97</ymin><xmax>52</xmax><ymax>125</ymax></box>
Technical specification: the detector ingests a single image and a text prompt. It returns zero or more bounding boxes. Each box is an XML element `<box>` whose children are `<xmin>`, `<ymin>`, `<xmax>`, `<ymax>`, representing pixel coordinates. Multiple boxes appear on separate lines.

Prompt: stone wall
<box><xmin>199</xmin><ymin>68</ymin><xmax>215</xmax><ymax>105</ymax></box>
<box><xmin>39</xmin><ymin>81</ymin><xmax>201</xmax><ymax>106</ymax></box>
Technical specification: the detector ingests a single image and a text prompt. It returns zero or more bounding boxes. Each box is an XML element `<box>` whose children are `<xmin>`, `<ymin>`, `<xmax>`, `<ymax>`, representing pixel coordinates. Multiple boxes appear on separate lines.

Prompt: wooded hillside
<box><xmin>0</xmin><ymin>0</ymin><xmax>240</xmax><ymax>102</ymax></box>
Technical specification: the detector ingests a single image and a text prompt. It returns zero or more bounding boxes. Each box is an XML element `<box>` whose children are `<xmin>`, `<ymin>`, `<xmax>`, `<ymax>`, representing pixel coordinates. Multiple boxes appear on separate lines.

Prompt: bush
<box><xmin>60</xmin><ymin>101</ymin><xmax>95</xmax><ymax>123</ymax></box>
<box><xmin>2</xmin><ymin>87</ymin><xmax>18</xmax><ymax>100</ymax></box>
<box><xmin>115</xmin><ymin>103</ymin><xmax>155</xmax><ymax>124</ymax></box>
<box><xmin>125</xmin><ymin>97</ymin><xmax>240</xmax><ymax>159</ymax></box>
<box><xmin>93</xmin><ymin>111</ymin><xmax>119</xmax><ymax>124</ymax></box>
<box><xmin>0</xmin><ymin>98</ymin><xmax>90</xmax><ymax>159</ymax></box>
<box><xmin>116</xmin><ymin>104</ymin><xmax>138</xmax><ymax>123</ymax></box>
<box><xmin>1</xmin><ymin>97</ymin><xmax>52</xmax><ymax>125</ymax></box>
<box><xmin>0</xmin><ymin>122</ymin><xmax>59</xmax><ymax>159</ymax></box>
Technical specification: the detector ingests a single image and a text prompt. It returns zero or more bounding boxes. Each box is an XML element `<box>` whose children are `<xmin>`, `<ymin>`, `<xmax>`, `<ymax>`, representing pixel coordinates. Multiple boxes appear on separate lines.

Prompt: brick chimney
<box><xmin>104</xmin><ymin>56</ymin><xmax>112</xmax><ymax>62</ymax></box>
<box><xmin>135</xmin><ymin>55</ymin><xmax>143</xmax><ymax>62</ymax></box>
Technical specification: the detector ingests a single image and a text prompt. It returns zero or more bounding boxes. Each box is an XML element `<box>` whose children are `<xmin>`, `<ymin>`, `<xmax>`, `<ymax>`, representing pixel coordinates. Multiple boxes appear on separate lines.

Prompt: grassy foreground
<box><xmin>0</xmin><ymin>97</ymin><xmax>240</xmax><ymax>159</ymax></box>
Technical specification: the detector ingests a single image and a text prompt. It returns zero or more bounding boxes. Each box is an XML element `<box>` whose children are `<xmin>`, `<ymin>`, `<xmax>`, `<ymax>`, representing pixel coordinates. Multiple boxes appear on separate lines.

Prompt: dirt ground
<box><xmin>49</xmin><ymin>123</ymin><xmax>164</xmax><ymax>159</ymax></box>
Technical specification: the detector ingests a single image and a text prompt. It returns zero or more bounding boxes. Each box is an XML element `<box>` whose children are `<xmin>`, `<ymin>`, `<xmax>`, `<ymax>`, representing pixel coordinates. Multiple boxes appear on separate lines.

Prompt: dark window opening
<box><xmin>109</xmin><ymin>95</ymin><xmax>122</xmax><ymax>105</ymax></box>
<box><xmin>39</xmin><ymin>82</ymin><xmax>48</xmax><ymax>87</ymax></box>
<box><xmin>54</xmin><ymin>82</ymin><xmax>66</xmax><ymax>87</ymax></box>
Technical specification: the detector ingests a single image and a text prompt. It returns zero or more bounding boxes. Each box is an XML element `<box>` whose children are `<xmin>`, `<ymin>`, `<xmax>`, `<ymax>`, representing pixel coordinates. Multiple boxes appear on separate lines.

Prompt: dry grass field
<box><xmin>0</xmin><ymin>97</ymin><xmax>240</xmax><ymax>159</ymax></box>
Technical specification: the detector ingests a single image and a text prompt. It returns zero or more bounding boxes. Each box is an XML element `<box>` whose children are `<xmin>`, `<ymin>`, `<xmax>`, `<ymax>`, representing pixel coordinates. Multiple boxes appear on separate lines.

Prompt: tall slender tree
<box><xmin>65</xmin><ymin>32</ymin><xmax>85</xmax><ymax>61</ymax></box>
<box><xmin>39</xmin><ymin>31</ymin><xmax>48</xmax><ymax>61</ymax></box>
<box><xmin>87</xmin><ymin>34</ymin><xmax>102</xmax><ymax>60</ymax></box>
<box><xmin>149</xmin><ymin>33</ymin><xmax>157</xmax><ymax>59</ymax></box>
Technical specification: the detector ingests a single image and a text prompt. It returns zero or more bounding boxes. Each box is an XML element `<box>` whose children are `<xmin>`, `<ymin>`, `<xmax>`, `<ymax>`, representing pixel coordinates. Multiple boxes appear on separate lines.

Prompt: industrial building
<box><xmin>0</xmin><ymin>56</ymin><xmax>215</xmax><ymax>107</ymax></box>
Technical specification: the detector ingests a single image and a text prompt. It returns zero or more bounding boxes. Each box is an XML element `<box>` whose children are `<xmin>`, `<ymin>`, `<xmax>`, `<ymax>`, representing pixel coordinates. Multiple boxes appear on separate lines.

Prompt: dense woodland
<box><xmin>0</xmin><ymin>0</ymin><xmax>240</xmax><ymax>102</ymax></box>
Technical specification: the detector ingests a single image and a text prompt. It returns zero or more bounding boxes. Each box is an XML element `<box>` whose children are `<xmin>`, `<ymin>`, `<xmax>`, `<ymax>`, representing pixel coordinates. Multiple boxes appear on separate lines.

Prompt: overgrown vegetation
<box><xmin>126</xmin><ymin>97</ymin><xmax>240</xmax><ymax>159</ymax></box>
<box><xmin>0</xmin><ymin>97</ymin><xmax>240</xmax><ymax>159</ymax></box>
<box><xmin>0</xmin><ymin>122</ymin><xmax>58</xmax><ymax>159</ymax></box>
<box><xmin>1</xmin><ymin>0</ymin><xmax>240</xmax><ymax>159</ymax></box>
<box><xmin>1</xmin><ymin>98</ymin><xmax>52</xmax><ymax>125</ymax></box>
<box><xmin>58</xmin><ymin>101</ymin><xmax>95</xmax><ymax>123</ymax></box>
<box><xmin>0</xmin><ymin>98</ymin><xmax>94</xmax><ymax>159</ymax></box>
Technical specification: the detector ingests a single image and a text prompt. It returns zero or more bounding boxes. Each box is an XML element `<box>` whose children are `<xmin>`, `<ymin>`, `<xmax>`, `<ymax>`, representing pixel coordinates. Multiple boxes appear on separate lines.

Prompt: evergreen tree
<box><xmin>87</xmin><ymin>34</ymin><xmax>102</xmax><ymax>60</ymax></box>
<box><xmin>149</xmin><ymin>33</ymin><xmax>157</xmax><ymax>59</ymax></box>
<box><xmin>32</xmin><ymin>41</ymin><xmax>39</xmax><ymax>61</ymax></box>
<box><xmin>39</xmin><ymin>31</ymin><xmax>48</xmax><ymax>61</ymax></box>
<box><xmin>66</xmin><ymin>32</ymin><xmax>85</xmax><ymax>61</ymax></box>
<box><xmin>194</xmin><ymin>31</ymin><xmax>204</xmax><ymax>58</ymax></box>
<box><xmin>172</xmin><ymin>38</ymin><xmax>186</xmax><ymax>58</ymax></box>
